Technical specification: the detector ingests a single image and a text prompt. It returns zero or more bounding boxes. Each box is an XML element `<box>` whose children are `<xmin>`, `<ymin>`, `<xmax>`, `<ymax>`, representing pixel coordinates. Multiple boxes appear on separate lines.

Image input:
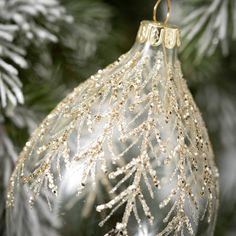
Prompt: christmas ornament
<box><xmin>7</xmin><ymin>1</ymin><xmax>219</xmax><ymax>235</ymax></box>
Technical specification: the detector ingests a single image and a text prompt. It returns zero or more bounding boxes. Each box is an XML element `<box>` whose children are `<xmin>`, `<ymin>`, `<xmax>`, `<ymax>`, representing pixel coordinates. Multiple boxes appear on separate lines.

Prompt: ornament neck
<box><xmin>136</xmin><ymin>20</ymin><xmax>181</xmax><ymax>49</ymax></box>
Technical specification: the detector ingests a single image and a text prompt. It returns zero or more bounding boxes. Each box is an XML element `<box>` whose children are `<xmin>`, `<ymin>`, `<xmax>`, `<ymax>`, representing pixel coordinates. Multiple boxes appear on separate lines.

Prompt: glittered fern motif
<box><xmin>7</xmin><ymin>21</ymin><xmax>219</xmax><ymax>236</ymax></box>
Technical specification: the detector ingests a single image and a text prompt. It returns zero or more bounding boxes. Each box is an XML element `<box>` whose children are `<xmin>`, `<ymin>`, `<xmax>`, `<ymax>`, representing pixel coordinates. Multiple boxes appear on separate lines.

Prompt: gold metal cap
<box><xmin>136</xmin><ymin>20</ymin><xmax>181</xmax><ymax>49</ymax></box>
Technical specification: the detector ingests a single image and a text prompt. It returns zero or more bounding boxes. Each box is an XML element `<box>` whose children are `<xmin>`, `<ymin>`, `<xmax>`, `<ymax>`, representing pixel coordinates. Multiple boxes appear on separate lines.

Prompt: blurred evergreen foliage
<box><xmin>0</xmin><ymin>0</ymin><xmax>236</xmax><ymax>235</ymax></box>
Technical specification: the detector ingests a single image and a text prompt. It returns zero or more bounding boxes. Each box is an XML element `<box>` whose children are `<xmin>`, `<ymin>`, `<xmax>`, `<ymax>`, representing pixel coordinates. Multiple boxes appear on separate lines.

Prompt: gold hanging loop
<box><xmin>153</xmin><ymin>0</ymin><xmax>171</xmax><ymax>24</ymax></box>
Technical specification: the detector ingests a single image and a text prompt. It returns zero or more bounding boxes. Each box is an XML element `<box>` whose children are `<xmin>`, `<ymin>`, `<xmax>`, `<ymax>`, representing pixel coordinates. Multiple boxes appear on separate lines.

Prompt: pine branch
<box><xmin>0</xmin><ymin>24</ymin><xmax>25</xmax><ymax>108</ymax></box>
<box><xmin>0</xmin><ymin>0</ymin><xmax>71</xmax><ymax>109</ymax></box>
<box><xmin>181</xmin><ymin>0</ymin><xmax>236</xmax><ymax>61</ymax></box>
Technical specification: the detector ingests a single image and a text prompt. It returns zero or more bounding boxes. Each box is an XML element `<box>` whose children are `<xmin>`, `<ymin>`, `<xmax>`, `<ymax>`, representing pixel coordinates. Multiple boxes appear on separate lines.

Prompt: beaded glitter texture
<box><xmin>7</xmin><ymin>21</ymin><xmax>219</xmax><ymax>236</ymax></box>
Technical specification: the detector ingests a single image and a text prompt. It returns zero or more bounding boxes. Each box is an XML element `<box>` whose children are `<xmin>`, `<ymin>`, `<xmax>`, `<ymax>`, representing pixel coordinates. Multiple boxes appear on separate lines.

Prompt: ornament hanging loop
<box><xmin>153</xmin><ymin>0</ymin><xmax>171</xmax><ymax>24</ymax></box>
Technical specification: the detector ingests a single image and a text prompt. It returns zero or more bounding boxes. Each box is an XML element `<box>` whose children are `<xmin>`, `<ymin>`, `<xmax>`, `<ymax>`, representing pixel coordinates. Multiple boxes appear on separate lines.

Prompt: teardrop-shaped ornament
<box><xmin>7</xmin><ymin>19</ymin><xmax>219</xmax><ymax>236</ymax></box>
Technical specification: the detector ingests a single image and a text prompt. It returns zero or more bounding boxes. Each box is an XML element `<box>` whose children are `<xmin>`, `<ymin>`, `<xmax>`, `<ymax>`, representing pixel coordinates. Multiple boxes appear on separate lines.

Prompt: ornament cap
<box><xmin>136</xmin><ymin>20</ymin><xmax>181</xmax><ymax>49</ymax></box>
